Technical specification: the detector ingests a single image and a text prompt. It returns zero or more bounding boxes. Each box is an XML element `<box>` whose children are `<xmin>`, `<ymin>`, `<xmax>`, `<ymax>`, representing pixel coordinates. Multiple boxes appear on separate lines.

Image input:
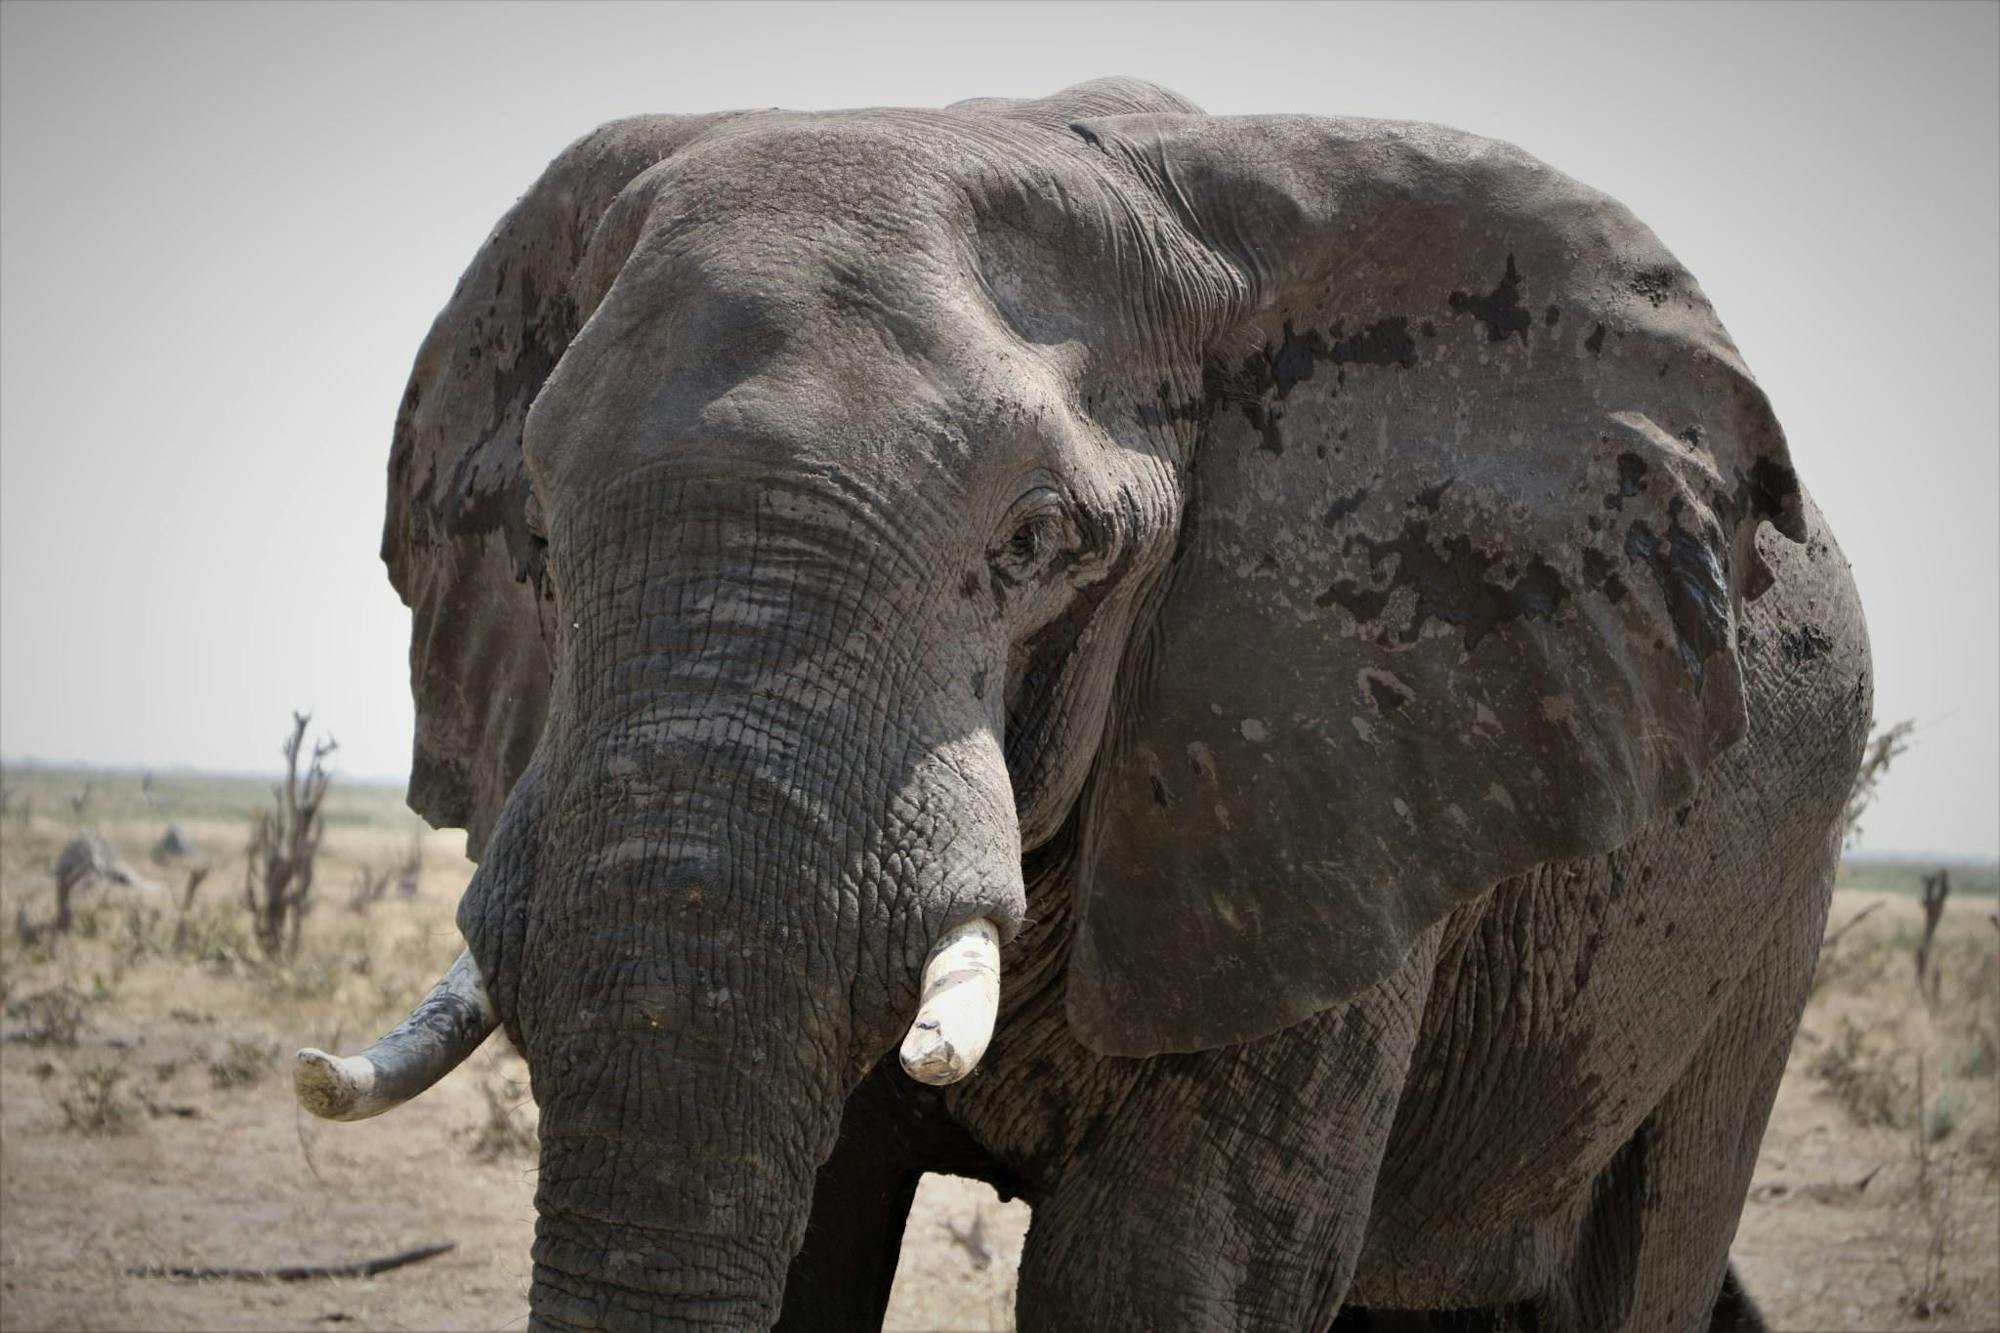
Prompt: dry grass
<box><xmin>4</xmin><ymin>983</ymin><xmax>92</xmax><ymax>1047</ymax></box>
<box><xmin>1736</xmin><ymin>891</ymin><xmax>2000</xmax><ymax>1331</ymax></box>
<box><xmin>463</xmin><ymin>1057</ymin><xmax>538</xmax><ymax>1162</ymax></box>
<box><xmin>206</xmin><ymin>1036</ymin><xmax>275</xmax><ymax>1091</ymax></box>
<box><xmin>52</xmin><ymin>1062</ymin><xmax>139</xmax><ymax>1135</ymax></box>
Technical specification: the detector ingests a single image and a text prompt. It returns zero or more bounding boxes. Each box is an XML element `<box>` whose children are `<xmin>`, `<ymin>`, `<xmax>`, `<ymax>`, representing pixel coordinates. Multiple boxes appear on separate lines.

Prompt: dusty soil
<box><xmin>0</xmin><ymin>780</ymin><xmax>1991</xmax><ymax>1331</ymax></box>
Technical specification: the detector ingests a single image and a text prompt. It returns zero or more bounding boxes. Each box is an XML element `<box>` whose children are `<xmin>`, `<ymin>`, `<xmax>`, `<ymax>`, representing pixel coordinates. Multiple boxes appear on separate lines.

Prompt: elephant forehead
<box><xmin>621</xmin><ymin>110</ymin><xmax>1190</xmax><ymax>363</ymax></box>
<box><xmin>535</xmin><ymin>272</ymin><xmax>1092</xmax><ymax>513</ymax></box>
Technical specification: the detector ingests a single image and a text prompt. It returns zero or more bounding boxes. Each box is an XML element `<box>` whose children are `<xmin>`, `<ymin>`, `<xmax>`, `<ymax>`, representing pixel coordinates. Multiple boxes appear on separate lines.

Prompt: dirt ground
<box><xmin>0</xmin><ymin>774</ymin><xmax>1992</xmax><ymax>1331</ymax></box>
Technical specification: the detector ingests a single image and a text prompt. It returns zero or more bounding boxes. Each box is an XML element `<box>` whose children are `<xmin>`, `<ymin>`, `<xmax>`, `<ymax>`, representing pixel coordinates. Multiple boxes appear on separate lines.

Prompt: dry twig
<box><xmin>127</xmin><ymin>1241</ymin><xmax>455</xmax><ymax>1282</ymax></box>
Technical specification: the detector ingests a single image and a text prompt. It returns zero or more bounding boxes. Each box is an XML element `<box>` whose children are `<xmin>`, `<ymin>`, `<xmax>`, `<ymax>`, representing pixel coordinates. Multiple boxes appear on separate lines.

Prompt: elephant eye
<box><xmin>992</xmin><ymin>489</ymin><xmax>1074</xmax><ymax>582</ymax></box>
<box><xmin>1007</xmin><ymin>518</ymin><xmax>1050</xmax><ymax>563</ymax></box>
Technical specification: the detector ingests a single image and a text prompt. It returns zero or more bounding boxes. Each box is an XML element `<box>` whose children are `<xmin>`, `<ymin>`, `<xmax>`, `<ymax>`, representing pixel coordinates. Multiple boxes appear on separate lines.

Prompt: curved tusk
<box><xmin>295</xmin><ymin>948</ymin><xmax>496</xmax><ymax>1121</ymax></box>
<box><xmin>899</xmin><ymin>917</ymin><xmax>1001</xmax><ymax>1086</ymax></box>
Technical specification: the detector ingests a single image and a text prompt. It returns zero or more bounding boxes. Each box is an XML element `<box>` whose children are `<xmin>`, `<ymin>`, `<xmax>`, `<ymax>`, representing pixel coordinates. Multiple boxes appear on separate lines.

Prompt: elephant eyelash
<box><xmin>992</xmin><ymin>491</ymin><xmax>1078</xmax><ymax>581</ymax></box>
<box><xmin>1006</xmin><ymin>516</ymin><xmax>1055</xmax><ymax>562</ymax></box>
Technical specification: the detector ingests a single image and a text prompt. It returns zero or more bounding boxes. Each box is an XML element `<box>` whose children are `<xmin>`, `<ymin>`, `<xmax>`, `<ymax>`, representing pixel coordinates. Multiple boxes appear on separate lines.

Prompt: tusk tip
<box><xmin>294</xmin><ymin>1047</ymin><xmax>377</xmax><ymax>1121</ymax></box>
<box><xmin>898</xmin><ymin>1032</ymin><xmax>974</xmax><ymax>1086</ymax></box>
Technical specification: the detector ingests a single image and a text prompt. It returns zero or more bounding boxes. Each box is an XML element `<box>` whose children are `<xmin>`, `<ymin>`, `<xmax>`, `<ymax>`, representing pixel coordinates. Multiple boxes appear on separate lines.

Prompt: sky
<box><xmin>1</xmin><ymin>1</ymin><xmax>1994</xmax><ymax>858</ymax></box>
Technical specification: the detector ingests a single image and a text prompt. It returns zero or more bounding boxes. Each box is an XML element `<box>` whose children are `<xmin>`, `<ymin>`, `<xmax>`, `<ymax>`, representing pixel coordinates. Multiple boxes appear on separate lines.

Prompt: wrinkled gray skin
<box><xmin>380</xmin><ymin>79</ymin><xmax>1869</xmax><ymax>1330</ymax></box>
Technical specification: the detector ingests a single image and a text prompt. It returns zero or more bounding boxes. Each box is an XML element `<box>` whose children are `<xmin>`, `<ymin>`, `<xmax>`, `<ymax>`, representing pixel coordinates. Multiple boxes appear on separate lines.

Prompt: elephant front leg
<box><xmin>1014</xmin><ymin>934</ymin><xmax>1439</xmax><ymax>1331</ymax></box>
<box><xmin>779</xmin><ymin>1061</ymin><xmax>1021</xmax><ymax>1331</ymax></box>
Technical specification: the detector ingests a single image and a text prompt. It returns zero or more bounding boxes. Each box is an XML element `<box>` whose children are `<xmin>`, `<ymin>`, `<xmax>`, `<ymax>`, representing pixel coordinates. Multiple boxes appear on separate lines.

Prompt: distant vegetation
<box><xmin>1838</xmin><ymin>859</ymin><xmax>1999</xmax><ymax>900</ymax></box>
<box><xmin>0</xmin><ymin>761</ymin><xmax>422</xmax><ymax>832</ymax></box>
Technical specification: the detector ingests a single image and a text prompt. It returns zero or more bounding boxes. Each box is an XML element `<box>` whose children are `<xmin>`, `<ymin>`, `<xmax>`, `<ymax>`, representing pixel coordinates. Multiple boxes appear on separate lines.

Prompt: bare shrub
<box><xmin>56</xmin><ymin>1063</ymin><xmax>137</xmax><ymax>1135</ymax></box>
<box><xmin>1922</xmin><ymin>1085</ymin><xmax>1963</xmax><ymax>1144</ymax></box>
<box><xmin>1810</xmin><ymin>1018</ymin><xmax>1908</xmax><ymax>1129</ymax></box>
<box><xmin>1843</xmin><ymin>717</ymin><xmax>1915</xmax><ymax>849</ymax></box>
<box><xmin>1899</xmin><ymin>1163</ymin><xmax>1961</xmax><ymax>1319</ymax></box>
<box><xmin>173</xmin><ymin>904</ymin><xmax>256</xmax><ymax>974</ymax></box>
<box><xmin>168</xmin><ymin>865</ymin><xmax>212</xmax><ymax>954</ymax></box>
<box><xmin>396</xmin><ymin>829</ymin><xmax>423</xmax><ymax>898</ymax></box>
<box><xmin>349</xmin><ymin>864</ymin><xmax>393</xmax><ymax>914</ymax></box>
<box><xmin>1812</xmin><ymin>900</ymin><xmax>1885</xmax><ymax>996</ymax></box>
<box><xmin>115</xmin><ymin>903</ymin><xmax>167</xmax><ymax>968</ymax></box>
<box><xmin>4</xmin><ymin>985</ymin><xmax>91</xmax><ymax>1047</ymax></box>
<box><xmin>242</xmin><ymin>712</ymin><xmax>334</xmax><ymax>959</ymax></box>
<box><xmin>466</xmin><ymin>1066</ymin><xmax>538</xmax><ymax>1161</ymax></box>
<box><xmin>351</xmin><ymin>833</ymin><xmax>423</xmax><ymax>913</ymax></box>
<box><xmin>1914</xmin><ymin>868</ymin><xmax>1950</xmax><ymax>1007</ymax></box>
<box><xmin>1953</xmin><ymin>1022</ymin><xmax>1998</xmax><ymax>1082</ymax></box>
<box><xmin>208</xmin><ymin>1037</ymin><xmax>276</xmax><ymax>1090</ymax></box>
<box><xmin>1900</xmin><ymin>1057</ymin><xmax>1963</xmax><ymax>1317</ymax></box>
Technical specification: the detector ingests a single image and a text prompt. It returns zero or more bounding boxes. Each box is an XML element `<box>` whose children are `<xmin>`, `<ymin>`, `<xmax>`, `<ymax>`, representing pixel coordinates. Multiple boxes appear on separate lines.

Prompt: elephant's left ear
<box><xmin>383</xmin><ymin>113</ymin><xmax>740</xmax><ymax>856</ymax></box>
<box><xmin>1064</xmin><ymin>114</ymin><xmax>1804</xmax><ymax>1056</ymax></box>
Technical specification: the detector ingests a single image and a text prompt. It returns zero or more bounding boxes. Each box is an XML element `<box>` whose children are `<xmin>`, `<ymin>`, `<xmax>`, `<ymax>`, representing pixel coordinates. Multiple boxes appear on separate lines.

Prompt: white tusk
<box><xmin>899</xmin><ymin>917</ymin><xmax>1001</xmax><ymax>1086</ymax></box>
<box><xmin>295</xmin><ymin>948</ymin><xmax>496</xmax><ymax>1121</ymax></box>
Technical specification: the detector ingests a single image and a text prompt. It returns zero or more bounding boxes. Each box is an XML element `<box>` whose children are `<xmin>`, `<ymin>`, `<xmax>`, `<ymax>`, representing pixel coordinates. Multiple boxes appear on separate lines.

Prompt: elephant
<box><xmin>294</xmin><ymin>78</ymin><xmax>1871</xmax><ymax>1331</ymax></box>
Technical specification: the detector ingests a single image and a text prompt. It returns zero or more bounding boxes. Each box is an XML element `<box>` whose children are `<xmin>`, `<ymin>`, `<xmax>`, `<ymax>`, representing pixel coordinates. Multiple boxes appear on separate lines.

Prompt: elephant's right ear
<box><xmin>1064</xmin><ymin>114</ymin><xmax>1804</xmax><ymax>1056</ymax></box>
<box><xmin>383</xmin><ymin>114</ymin><xmax>735</xmax><ymax>856</ymax></box>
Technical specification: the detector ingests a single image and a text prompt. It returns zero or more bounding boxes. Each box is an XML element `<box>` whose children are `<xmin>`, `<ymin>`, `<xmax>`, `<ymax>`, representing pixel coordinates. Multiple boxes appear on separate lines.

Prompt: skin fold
<box><xmin>364</xmin><ymin>78</ymin><xmax>1871</xmax><ymax>1330</ymax></box>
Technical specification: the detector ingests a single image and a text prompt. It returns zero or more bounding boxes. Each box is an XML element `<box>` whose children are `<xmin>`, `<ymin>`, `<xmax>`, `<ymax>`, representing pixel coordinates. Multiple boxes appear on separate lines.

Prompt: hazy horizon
<box><xmin>2</xmin><ymin>1</ymin><xmax>1995</xmax><ymax>857</ymax></box>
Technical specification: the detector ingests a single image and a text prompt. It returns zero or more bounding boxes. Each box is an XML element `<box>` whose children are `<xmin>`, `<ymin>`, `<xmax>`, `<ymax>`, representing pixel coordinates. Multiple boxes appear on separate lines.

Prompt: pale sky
<box><xmin>2</xmin><ymin>1</ymin><xmax>1995</xmax><ymax>857</ymax></box>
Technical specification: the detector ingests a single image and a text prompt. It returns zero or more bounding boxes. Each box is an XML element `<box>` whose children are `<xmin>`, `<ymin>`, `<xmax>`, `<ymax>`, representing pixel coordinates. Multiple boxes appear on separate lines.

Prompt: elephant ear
<box><xmin>1065</xmin><ymin>114</ymin><xmax>1804</xmax><ymax>1056</ymax></box>
<box><xmin>383</xmin><ymin>114</ymin><xmax>736</xmax><ymax>856</ymax></box>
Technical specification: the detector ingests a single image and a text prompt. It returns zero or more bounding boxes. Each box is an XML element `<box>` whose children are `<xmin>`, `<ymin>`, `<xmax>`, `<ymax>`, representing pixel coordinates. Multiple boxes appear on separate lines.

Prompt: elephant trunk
<box><xmin>524</xmin><ymin>941</ymin><xmax>837</xmax><ymax>1329</ymax></box>
<box><xmin>500</xmin><ymin>580</ymin><xmax>1023</xmax><ymax>1325</ymax></box>
<box><xmin>519</xmin><ymin>805</ymin><xmax>1015</xmax><ymax>1326</ymax></box>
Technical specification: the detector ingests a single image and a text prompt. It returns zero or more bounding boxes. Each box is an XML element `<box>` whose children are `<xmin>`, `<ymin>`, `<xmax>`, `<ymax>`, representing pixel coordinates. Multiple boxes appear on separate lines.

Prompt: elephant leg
<box><xmin>776</xmin><ymin>1123</ymin><xmax>919</xmax><ymax>1332</ymax></box>
<box><xmin>1708</xmin><ymin>1263</ymin><xmax>1766</xmax><ymax>1332</ymax></box>
<box><xmin>1014</xmin><ymin>933</ymin><xmax>1441</xmax><ymax>1331</ymax></box>
<box><xmin>1534</xmin><ymin>864</ymin><xmax>1826</xmax><ymax>1333</ymax></box>
<box><xmin>778</xmin><ymin>1061</ymin><xmax>1020</xmax><ymax>1331</ymax></box>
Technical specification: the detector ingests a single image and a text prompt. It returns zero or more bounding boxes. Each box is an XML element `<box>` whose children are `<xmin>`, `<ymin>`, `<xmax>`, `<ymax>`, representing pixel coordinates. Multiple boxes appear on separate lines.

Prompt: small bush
<box><xmin>1950</xmin><ymin>1026</ymin><xmax>1997</xmax><ymax>1082</ymax></box>
<box><xmin>1922</xmin><ymin>1085</ymin><xmax>1963</xmax><ymax>1144</ymax></box>
<box><xmin>208</xmin><ymin>1037</ymin><xmax>276</xmax><ymax>1090</ymax></box>
<box><xmin>172</xmin><ymin>907</ymin><xmax>256</xmax><ymax>973</ymax></box>
<box><xmin>466</xmin><ymin>1067</ymin><xmax>538</xmax><ymax>1161</ymax></box>
<box><xmin>1810</xmin><ymin>1018</ymin><xmax>1908</xmax><ymax>1129</ymax></box>
<box><xmin>56</xmin><ymin>1063</ymin><xmax>137</xmax><ymax>1134</ymax></box>
<box><xmin>1897</xmin><ymin>1165</ymin><xmax>1961</xmax><ymax>1319</ymax></box>
<box><xmin>5</xmin><ymin>985</ymin><xmax>90</xmax><ymax>1047</ymax></box>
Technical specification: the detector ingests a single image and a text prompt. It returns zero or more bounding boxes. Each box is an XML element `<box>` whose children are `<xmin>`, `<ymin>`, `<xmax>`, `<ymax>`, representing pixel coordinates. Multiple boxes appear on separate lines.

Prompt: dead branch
<box><xmin>126</xmin><ymin>1241</ymin><xmax>454</xmax><ymax>1281</ymax></box>
<box><xmin>180</xmin><ymin>865</ymin><xmax>210</xmax><ymax>913</ymax></box>
<box><xmin>941</xmin><ymin>1211</ymin><xmax>995</xmax><ymax>1269</ymax></box>
<box><xmin>348</xmin><ymin>864</ymin><xmax>392</xmax><ymax>913</ymax></box>
<box><xmin>243</xmin><ymin>712</ymin><xmax>335</xmax><ymax>958</ymax></box>
<box><xmin>1822</xmin><ymin>900</ymin><xmax>1885</xmax><ymax>952</ymax></box>
<box><xmin>1915</xmin><ymin>869</ymin><xmax>1950</xmax><ymax>1007</ymax></box>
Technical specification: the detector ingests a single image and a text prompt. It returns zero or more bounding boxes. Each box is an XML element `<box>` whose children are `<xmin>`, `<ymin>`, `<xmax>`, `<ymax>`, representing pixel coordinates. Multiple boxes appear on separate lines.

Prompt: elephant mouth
<box><xmin>292</xmin><ymin>916</ymin><xmax>1007</xmax><ymax>1122</ymax></box>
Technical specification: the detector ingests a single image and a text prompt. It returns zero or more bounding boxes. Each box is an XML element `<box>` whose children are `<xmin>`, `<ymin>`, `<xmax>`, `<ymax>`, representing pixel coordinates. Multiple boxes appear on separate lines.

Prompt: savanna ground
<box><xmin>0</xmin><ymin>767</ymin><xmax>1992</xmax><ymax>1332</ymax></box>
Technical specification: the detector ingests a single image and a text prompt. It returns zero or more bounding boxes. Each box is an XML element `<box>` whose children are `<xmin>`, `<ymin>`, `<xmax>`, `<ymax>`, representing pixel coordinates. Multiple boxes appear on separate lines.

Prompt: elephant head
<box><xmin>299</xmin><ymin>78</ymin><xmax>1799</xmax><ymax>1326</ymax></box>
